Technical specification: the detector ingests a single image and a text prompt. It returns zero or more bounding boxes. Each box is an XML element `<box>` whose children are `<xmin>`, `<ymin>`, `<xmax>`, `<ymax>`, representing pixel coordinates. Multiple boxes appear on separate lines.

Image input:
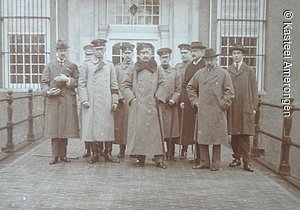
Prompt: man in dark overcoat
<box><xmin>227</xmin><ymin>43</ymin><xmax>258</xmax><ymax>172</ymax></box>
<box><xmin>41</xmin><ymin>39</ymin><xmax>79</xmax><ymax>165</ymax></box>
<box><xmin>187</xmin><ymin>48</ymin><xmax>234</xmax><ymax>171</ymax></box>
<box><xmin>114</xmin><ymin>42</ymin><xmax>135</xmax><ymax>158</ymax></box>
<box><xmin>157</xmin><ymin>47</ymin><xmax>182</xmax><ymax>161</ymax></box>
<box><xmin>121</xmin><ymin>43</ymin><xmax>167</xmax><ymax>169</ymax></box>
<box><xmin>179</xmin><ymin>41</ymin><xmax>206</xmax><ymax>161</ymax></box>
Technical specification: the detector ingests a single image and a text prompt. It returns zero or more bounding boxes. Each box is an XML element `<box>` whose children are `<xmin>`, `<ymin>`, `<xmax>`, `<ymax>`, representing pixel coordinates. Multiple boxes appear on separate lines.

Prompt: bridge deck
<box><xmin>0</xmin><ymin>139</ymin><xmax>299</xmax><ymax>209</ymax></box>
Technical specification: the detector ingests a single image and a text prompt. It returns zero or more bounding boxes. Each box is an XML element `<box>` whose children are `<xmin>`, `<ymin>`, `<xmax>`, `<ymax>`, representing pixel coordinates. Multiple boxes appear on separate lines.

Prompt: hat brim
<box><xmin>191</xmin><ymin>46</ymin><xmax>206</xmax><ymax>50</ymax></box>
<box><xmin>203</xmin><ymin>54</ymin><xmax>220</xmax><ymax>59</ymax></box>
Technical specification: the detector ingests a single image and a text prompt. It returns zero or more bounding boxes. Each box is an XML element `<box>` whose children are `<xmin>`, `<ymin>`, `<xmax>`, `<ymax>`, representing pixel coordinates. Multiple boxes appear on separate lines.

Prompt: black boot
<box><xmin>98</xmin><ymin>142</ymin><xmax>105</xmax><ymax>157</ymax></box>
<box><xmin>49</xmin><ymin>157</ymin><xmax>58</xmax><ymax>165</ymax></box>
<box><xmin>89</xmin><ymin>142</ymin><xmax>99</xmax><ymax>164</ymax></box>
<box><xmin>136</xmin><ymin>155</ymin><xmax>146</xmax><ymax>167</ymax></box>
<box><xmin>104</xmin><ymin>142</ymin><xmax>120</xmax><ymax>163</ymax></box>
<box><xmin>83</xmin><ymin>141</ymin><xmax>91</xmax><ymax>158</ymax></box>
<box><xmin>118</xmin><ymin>144</ymin><xmax>126</xmax><ymax>158</ymax></box>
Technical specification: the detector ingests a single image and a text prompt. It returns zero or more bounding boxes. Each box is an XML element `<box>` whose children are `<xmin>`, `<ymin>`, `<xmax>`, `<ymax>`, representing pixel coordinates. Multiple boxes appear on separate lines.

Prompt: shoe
<box><xmin>243</xmin><ymin>163</ymin><xmax>254</xmax><ymax>172</ymax></box>
<box><xmin>193</xmin><ymin>165</ymin><xmax>210</xmax><ymax>169</ymax></box>
<box><xmin>180</xmin><ymin>152</ymin><xmax>187</xmax><ymax>160</ymax></box>
<box><xmin>89</xmin><ymin>155</ymin><xmax>99</xmax><ymax>164</ymax></box>
<box><xmin>136</xmin><ymin>159</ymin><xmax>145</xmax><ymax>167</ymax></box>
<box><xmin>105</xmin><ymin>154</ymin><xmax>120</xmax><ymax>163</ymax></box>
<box><xmin>211</xmin><ymin>167</ymin><xmax>219</xmax><ymax>171</ymax></box>
<box><xmin>61</xmin><ymin>157</ymin><xmax>71</xmax><ymax>163</ymax></box>
<box><xmin>49</xmin><ymin>157</ymin><xmax>58</xmax><ymax>165</ymax></box>
<box><xmin>156</xmin><ymin>162</ymin><xmax>167</xmax><ymax>169</ymax></box>
<box><xmin>83</xmin><ymin>152</ymin><xmax>91</xmax><ymax>158</ymax></box>
<box><xmin>229</xmin><ymin>159</ymin><xmax>241</xmax><ymax>167</ymax></box>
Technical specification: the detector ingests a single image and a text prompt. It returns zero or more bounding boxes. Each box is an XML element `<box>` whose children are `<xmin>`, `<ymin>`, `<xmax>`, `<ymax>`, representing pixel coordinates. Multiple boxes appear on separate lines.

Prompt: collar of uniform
<box><xmin>193</xmin><ymin>58</ymin><xmax>202</xmax><ymax>65</ymax></box>
<box><xmin>162</xmin><ymin>65</ymin><xmax>172</xmax><ymax>73</ymax></box>
<box><xmin>122</xmin><ymin>61</ymin><xmax>133</xmax><ymax>69</ymax></box>
<box><xmin>91</xmin><ymin>56</ymin><xmax>106</xmax><ymax>65</ymax></box>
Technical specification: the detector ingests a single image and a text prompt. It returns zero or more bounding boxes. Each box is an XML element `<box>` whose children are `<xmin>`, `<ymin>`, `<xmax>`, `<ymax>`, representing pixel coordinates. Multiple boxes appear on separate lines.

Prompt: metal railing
<box><xmin>251</xmin><ymin>96</ymin><xmax>300</xmax><ymax>176</ymax></box>
<box><xmin>0</xmin><ymin>89</ymin><xmax>45</xmax><ymax>152</ymax></box>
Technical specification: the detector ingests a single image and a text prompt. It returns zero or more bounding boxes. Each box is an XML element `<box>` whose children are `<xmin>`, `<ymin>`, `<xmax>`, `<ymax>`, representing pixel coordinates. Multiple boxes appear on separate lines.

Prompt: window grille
<box><xmin>108</xmin><ymin>0</ymin><xmax>160</xmax><ymax>25</ymax></box>
<box><xmin>217</xmin><ymin>0</ymin><xmax>266</xmax><ymax>91</ymax></box>
<box><xmin>0</xmin><ymin>0</ymin><xmax>51</xmax><ymax>90</ymax></box>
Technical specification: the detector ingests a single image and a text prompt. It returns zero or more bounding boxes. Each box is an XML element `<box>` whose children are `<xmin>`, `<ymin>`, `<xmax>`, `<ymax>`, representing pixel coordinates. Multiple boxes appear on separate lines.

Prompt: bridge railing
<box><xmin>0</xmin><ymin>89</ymin><xmax>45</xmax><ymax>153</ymax></box>
<box><xmin>251</xmin><ymin>96</ymin><xmax>300</xmax><ymax>178</ymax></box>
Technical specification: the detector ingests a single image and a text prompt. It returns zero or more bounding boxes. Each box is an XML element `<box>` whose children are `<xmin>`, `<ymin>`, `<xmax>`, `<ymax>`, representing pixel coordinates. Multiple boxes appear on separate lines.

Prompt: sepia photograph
<box><xmin>0</xmin><ymin>0</ymin><xmax>299</xmax><ymax>209</ymax></box>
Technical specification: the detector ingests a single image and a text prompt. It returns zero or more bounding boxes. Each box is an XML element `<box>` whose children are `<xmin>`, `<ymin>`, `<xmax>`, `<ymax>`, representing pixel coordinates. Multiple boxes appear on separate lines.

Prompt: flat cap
<box><xmin>231</xmin><ymin>43</ymin><xmax>245</xmax><ymax>53</ymax></box>
<box><xmin>190</xmin><ymin>41</ymin><xmax>206</xmax><ymax>49</ymax></box>
<box><xmin>120</xmin><ymin>42</ymin><xmax>135</xmax><ymax>51</ymax></box>
<box><xmin>157</xmin><ymin>48</ymin><xmax>172</xmax><ymax>57</ymax></box>
<box><xmin>137</xmin><ymin>43</ymin><xmax>153</xmax><ymax>53</ymax></box>
<box><xmin>91</xmin><ymin>39</ymin><xmax>107</xmax><ymax>47</ymax></box>
<box><xmin>203</xmin><ymin>48</ymin><xmax>220</xmax><ymax>59</ymax></box>
<box><xmin>56</xmin><ymin>39</ymin><xmax>69</xmax><ymax>49</ymax></box>
<box><xmin>178</xmin><ymin>44</ymin><xmax>191</xmax><ymax>51</ymax></box>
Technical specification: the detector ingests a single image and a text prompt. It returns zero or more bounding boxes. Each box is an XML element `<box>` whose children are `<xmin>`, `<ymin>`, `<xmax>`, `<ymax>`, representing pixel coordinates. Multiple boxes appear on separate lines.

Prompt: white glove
<box><xmin>47</xmin><ymin>88</ymin><xmax>61</xmax><ymax>96</ymax></box>
<box><xmin>54</xmin><ymin>74</ymin><xmax>69</xmax><ymax>83</ymax></box>
<box><xmin>111</xmin><ymin>103</ymin><xmax>118</xmax><ymax>112</ymax></box>
<box><xmin>180</xmin><ymin>102</ymin><xmax>185</xmax><ymax>109</ymax></box>
<box><xmin>168</xmin><ymin>99</ymin><xmax>175</xmax><ymax>106</ymax></box>
<box><xmin>82</xmin><ymin>101</ymin><xmax>90</xmax><ymax>108</ymax></box>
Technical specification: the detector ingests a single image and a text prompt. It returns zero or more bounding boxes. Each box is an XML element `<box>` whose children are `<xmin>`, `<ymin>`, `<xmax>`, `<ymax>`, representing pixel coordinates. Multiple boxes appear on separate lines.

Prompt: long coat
<box><xmin>227</xmin><ymin>62</ymin><xmax>258</xmax><ymax>135</ymax></box>
<box><xmin>78</xmin><ymin>56</ymin><xmax>118</xmax><ymax>142</ymax></box>
<box><xmin>114</xmin><ymin>62</ymin><xmax>134</xmax><ymax>145</ymax></box>
<box><xmin>187</xmin><ymin>65</ymin><xmax>234</xmax><ymax>145</ymax></box>
<box><xmin>160</xmin><ymin>66</ymin><xmax>182</xmax><ymax>139</ymax></box>
<box><xmin>178</xmin><ymin>59</ymin><xmax>206</xmax><ymax>145</ymax></box>
<box><xmin>41</xmin><ymin>59</ymin><xmax>79</xmax><ymax>139</ymax></box>
<box><xmin>121</xmin><ymin>62</ymin><xmax>166</xmax><ymax>156</ymax></box>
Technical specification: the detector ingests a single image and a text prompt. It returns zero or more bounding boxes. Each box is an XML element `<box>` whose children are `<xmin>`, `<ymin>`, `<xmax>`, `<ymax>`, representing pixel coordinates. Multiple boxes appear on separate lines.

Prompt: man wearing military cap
<box><xmin>114</xmin><ymin>42</ymin><xmax>135</xmax><ymax>158</ymax></box>
<box><xmin>227</xmin><ymin>43</ymin><xmax>258</xmax><ymax>172</ymax></box>
<box><xmin>156</xmin><ymin>47</ymin><xmax>182</xmax><ymax>161</ymax></box>
<box><xmin>187</xmin><ymin>48</ymin><xmax>234</xmax><ymax>171</ymax></box>
<box><xmin>78</xmin><ymin>38</ymin><xmax>120</xmax><ymax>164</ymax></box>
<box><xmin>121</xmin><ymin>43</ymin><xmax>168</xmax><ymax>169</ymax></box>
<box><xmin>179</xmin><ymin>41</ymin><xmax>206</xmax><ymax>162</ymax></box>
<box><xmin>41</xmin><ymin>39</ymin><xmax>79</xmax><ymax>165</ymax></box>
<box><xmin>83</xmin><ymin>44</ymin><xmax>94</xmax><ymax>61</ymax></box>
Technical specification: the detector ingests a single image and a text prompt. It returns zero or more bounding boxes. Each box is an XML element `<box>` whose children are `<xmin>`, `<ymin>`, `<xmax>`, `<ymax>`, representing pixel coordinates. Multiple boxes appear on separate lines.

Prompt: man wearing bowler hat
<box><xmin>78</xmin><ymin>38</ymin><xmax>120</xmax><ymax>164</ymax></box>
<box><xmin>227</xmin><ymin>43</ymin><xmax>258</xmax><ymax>172</ymax></box>
<box><xmin>157</xmin><ymin>47</ymin><xmax>182</xmax><ymax>161</ymax></box>
<box><xmin>179</xmin><ymin>41</ymin><xmax>206</xmax><ymax>162</ymax></box>
<box><xmin>121</xmin><ymin>43</ymin><xmax>167</xmax><ymax>169</ymax></box>
<box><xmin>41</xmin><ymin>39</ymin><xmax>80</xmax><ymax>165</ymax></box>
<box><xmin>114</xmin><ymin>42</ymin><xmax>135</xmax><ymax>158</ymax></box>
<box><xmin>187</xmin><ymin>48</ymin><xmax>234</xmax><ymax>171</ymax></box>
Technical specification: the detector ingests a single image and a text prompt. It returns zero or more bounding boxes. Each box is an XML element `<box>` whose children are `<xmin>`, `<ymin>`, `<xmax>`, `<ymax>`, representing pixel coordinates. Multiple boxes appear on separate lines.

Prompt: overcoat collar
<box><xmin>228</xmin><ymin>62</ymin><xmax>247</xmax><ymax>77</ymax></box>
<box><xmin>202</xmin><ymin>65</ymin><xmax>219</xmax><ymax>85</ymax></box>
<box><xmin>53</xmin><ymin>59</ymin><xmax>71</xmax><ymax>73</ymax></box>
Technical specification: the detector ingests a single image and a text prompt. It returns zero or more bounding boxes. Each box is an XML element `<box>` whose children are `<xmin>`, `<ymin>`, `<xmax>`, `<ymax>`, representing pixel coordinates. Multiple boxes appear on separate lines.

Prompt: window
<box><xmin>1</xmin><ymin>0</ymin><xmax>51</xmax><ymax>90</ymax></box>
<box><xmin>217</xmin><ymin>0</ymin><xmax>266</xmax><ymax>91</ymax></box>
<box><xmin>108</xmin><ymin>0</ymin><xmax>160</xmax><ymax>25</ymax></box>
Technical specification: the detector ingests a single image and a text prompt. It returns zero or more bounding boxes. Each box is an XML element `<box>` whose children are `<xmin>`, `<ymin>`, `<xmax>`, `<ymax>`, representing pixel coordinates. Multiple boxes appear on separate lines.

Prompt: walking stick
<box><xmin>156</xmin><ymin>100</ymin><xmax>166</xmax><ymax>162</ymax></box>
<box><xmin>168</xmin><ymin>105</ymin><xmax>175</xmax><ymax>160</ymax></box>
<box><xmin>178</xmin><ymin>104</ymin><xmax>184</xmax><ymax>158</ymax></box>
<box><xmin>193</xmin><ymin>114</ymin><xmax>198</xmax><ymax>165</ymax></box>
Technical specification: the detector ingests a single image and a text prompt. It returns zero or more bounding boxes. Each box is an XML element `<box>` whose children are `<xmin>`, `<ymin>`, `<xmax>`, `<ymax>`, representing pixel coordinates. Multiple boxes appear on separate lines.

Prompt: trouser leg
<box><xmin>89</xmin><ymin>141</ymin><xmax>100</xmax><ymax>164</ymax></box>
<box><xmin>118</xmin><ymin>144</ymin><xmax>126</xmax><ymax>158</ymax></box>
<box><xmin>212</xmin><ymin>145</ymin><xmax>221</xmax><ymax>169</ymax></box>
<box><xmin>51</xmin><ymin>138</ymin><xmax>60</xmax><ymax>159</ymax></box>
<box><xmin>180</xmin><ymin>145</ymin><xmax>188</xmax><ymax>159</ymax></box>
<box><xmin>199</xmin><ymin>144</ymin><xmax>210</xmax><ymax>168</ymax></box>
<box><xmin>240</xmin><ymin>135</ymin><xmax>250</xmax><ymax>164</ymax></box>
<box><xmin>231</xmin><ymin>135</ymin><xmax>241</xmax><ymax>160</ymax></box>
<box><xmin>98</xmin><ymin>142</ymin><xmax>105</xmax><ymax>156</ymax></box>
<box><xmin>154</xmin><ymin>154</ymin><xmax>167</xmax><ymax>169</ymax></box>
<box><xmin>104</xmin><ymin>141</ymin><xmax>120</xmax><ymax>163</ymax></box>
<box><xmin>83</xmin><ymin>141</ymin><xmax>91</xmax><ymax>157</ymax></box>
<box><xmin>59</xmin><ymin>138</ymin><xmax>67</xmax><ymax>159</ymax></box>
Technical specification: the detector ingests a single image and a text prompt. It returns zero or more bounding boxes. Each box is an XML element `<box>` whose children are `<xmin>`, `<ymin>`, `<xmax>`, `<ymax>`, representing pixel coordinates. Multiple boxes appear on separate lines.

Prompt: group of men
<box><xmin>41</xmin><ymin>38</ymin><xmax>258</xmax><ymax>172</ymax></box>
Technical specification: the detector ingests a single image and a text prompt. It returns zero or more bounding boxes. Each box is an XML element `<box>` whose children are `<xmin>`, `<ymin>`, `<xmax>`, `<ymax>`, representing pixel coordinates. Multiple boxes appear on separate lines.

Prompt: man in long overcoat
<box><xmin>179</xmin><ymin>41</ymin><xmax>206</xmax><ymax>161</ymax></box>
<box><xmin>114</xmin><ymin>42</ymin><xmax>135</xmax><ymax>158</ymax></box>
<box><xmin>187</xmin><ymin>48</ymin><xmax>234</xmax><ymax>171</ymax></box>
<box><xmin>157</xmin><ymin>47</ymin><xmax>181</xmax><ymax>161</ymax></box>
<box><xmin>121</xmin><ymin>43</ymin><xmax>167</xmax><ymax>169</ymax></box>
<box><xmin>41</xmin><ymin>39</ymin><xmax>79</xmax><ymax>165</ymax></box>
<box><xmin>78</xmin><ymin>39</ymin><xmax>120</xmax><ymax>164</ymax></box>
<box><xmin>227</xmin><ymin>43</ymin><xmax>258</xmax><ymax>172</ymax></box>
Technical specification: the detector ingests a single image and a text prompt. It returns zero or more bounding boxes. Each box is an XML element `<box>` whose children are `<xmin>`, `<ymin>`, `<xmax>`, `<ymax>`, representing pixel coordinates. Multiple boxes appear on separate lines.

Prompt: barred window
<box><xmin>108</xmin><ymin>0</ymin><xmax>160</xmax><ymax>25</ymax></box>
<box><xmin>1</xmin><ymin>0</ymin><xmax>51</xmax><ymax>90</ymax></box>
<box><xmin>217</xmin><ymin>0</ymin><xmax>266</xmax><ymax>91</ymax></box>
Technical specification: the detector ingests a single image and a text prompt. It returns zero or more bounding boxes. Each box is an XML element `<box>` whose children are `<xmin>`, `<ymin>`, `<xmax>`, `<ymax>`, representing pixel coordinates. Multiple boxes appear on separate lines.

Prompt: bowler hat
<box><xmin>231</xmin><ymin>43</ymin><xmax>245</xmax><ymax>53</ymax></box>
<box><xmin>120</xmin><ymin>42</ymin><xmax>135</xmax><ymax>51</ymax></box>
<box><xmin>157</xmin><ymin>48</ymin><xmax>172</xmax><ymax>57</ymax></box>
<box><xmin>91</xmin><ymin>39</ymin><xmax>107</xmax><ymax>47</ymax></box>
<box><xmin>178</xmin><ymin>44</ymin><xmax>191</xmax><ymax>51</ymax></box>
<box><xmin>56</xmin><ymin>39</ymin><xmax>69</xmax><ymax>49</ymax></box>
<box><xmin>203</xmin><ymin>48</ymin><xmax>220</xmax><ymax>59</ymax></box>
<box><xmin>137</xmin><ymin>43</ymin><xmax>153</xmax><ymax>53</ymax></box>
<box><xmin>190</xmin><ymin>41</ymin><xmax>206</xmax><ymax>49</ymax></box>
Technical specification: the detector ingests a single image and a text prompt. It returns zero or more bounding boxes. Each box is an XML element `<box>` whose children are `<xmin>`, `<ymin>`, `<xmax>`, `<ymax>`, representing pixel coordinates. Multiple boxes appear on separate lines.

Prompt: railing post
<box><xmin>251</xmin><ymin>94</ymin><xmax>263</xmax><ymax>157</ymax></box>
<box><xmin>6</xmin><ymin>90</ymin><xmax>14</xmax><ymax>152</ymax></box>
<box><xmin>278</xmin><ymin>98</ymin><xmax>294</xmax><ymax>176</ymax></box>
<box><xmin>27</xmin><ymin>89</ymin><xmax>35</xmax><ymax>142</ymax></box>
